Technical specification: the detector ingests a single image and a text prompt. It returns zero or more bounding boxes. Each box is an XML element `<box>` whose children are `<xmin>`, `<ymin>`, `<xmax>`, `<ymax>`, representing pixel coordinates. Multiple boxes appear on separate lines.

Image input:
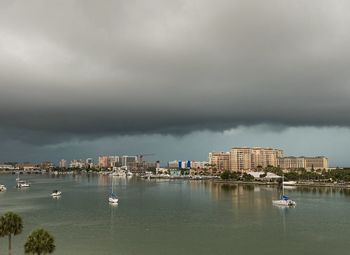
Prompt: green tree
<box><xmin>0</xmin><ymin>212</ymin><xmax>23</xmax><ymax>255</ymax></box>
<box><xmin>24</xmin><ymin>228</ymin><xmax>55</xmax><ymax>255</ymax></box>
<box><xmin>220</xmin><ymin>170</ymin><xmax>230</xmax><ymax>180</ymax></box>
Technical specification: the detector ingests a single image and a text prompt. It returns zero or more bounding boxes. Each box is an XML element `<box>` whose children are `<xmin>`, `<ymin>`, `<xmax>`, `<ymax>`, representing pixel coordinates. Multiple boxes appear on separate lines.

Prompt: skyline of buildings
<box><xmin>207</xmin><ymin>147</ymin><xmax>328</xmax><ymax>172</ymax></box>
<box><xmin>0</xmin><ymin>146</ymin><xmax>330</xmax><ymax>171</ymax></box>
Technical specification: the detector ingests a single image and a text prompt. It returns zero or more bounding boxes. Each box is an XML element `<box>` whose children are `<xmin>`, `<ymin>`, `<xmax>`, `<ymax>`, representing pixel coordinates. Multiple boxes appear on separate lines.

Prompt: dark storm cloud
<box><xmin>1</xmin><ymin>0</ymin><xmax>350</xmax><ymax>144</ymax></box>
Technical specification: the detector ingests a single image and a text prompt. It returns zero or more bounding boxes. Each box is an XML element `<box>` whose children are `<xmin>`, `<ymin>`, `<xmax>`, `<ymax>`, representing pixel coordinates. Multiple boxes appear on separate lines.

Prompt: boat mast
<box><xmin>111</xmin><ymin>178</ymin><xmax>113</xmax><ymax>194</ymax></box>
<box><xmin>282</xmin><ymin>175</ymin><xmax>284</xmax><ymax>196</ymax></box>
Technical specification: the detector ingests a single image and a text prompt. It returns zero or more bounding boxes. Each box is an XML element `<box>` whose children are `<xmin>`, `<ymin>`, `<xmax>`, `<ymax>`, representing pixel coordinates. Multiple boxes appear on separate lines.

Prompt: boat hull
<box><xmin>109</xmin><ymin>197</ymin><xmax>118</xmax><ymax>203</ymax></box>
<box><xmin>51</xmin><ymin>192</ymin><xmax>62</xmax><ymax>197</ymax></box>
<box><xmin>272</xmin><ymin>200</ymin><xmax>296</xmax><ymax>206</ymax></box>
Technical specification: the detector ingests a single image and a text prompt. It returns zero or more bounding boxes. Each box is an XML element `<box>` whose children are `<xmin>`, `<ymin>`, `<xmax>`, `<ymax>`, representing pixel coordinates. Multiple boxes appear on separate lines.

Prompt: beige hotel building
<box><xmin>209</xmin><ymin>147</ymin><xmax>328</xmax><ymax>172</ymax></box>
<box><xmin>229</xmin><ymin>147</ymin><xmax>283</xmax><ymax>172</ymax></box>
<box><xmin>278</xmin><ymin>156</ymin><xmax>329</xmax><ymax>170</ymax></box>
<box><xmin>208</xmin><ymin>152</ymin><xmax>230</xmax><ymax>171</ymax></box>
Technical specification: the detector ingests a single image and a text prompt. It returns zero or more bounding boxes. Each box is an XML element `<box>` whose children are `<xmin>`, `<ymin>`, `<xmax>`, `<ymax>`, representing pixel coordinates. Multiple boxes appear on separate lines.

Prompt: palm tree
<box><xmin>24</xmin><ymin>228</ymin><xmax>55</xmax><ymax>255</ymax></box>
<box><xmin>0</xmin><ymin>212</ymin><xmax>23</xmax><ymax>255</ymax></box>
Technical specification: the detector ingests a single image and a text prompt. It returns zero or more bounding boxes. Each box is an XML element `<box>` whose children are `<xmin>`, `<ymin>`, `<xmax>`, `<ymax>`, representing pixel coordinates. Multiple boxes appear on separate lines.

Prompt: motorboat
<box><xmin>0</xmin><ymin>185</ymin><xmax>7</xmax><ymax>191</ymax></box>
<box><xmin>51</xmin><ymin>190</ymin><xmax>62</xmax><ymax>197</ymax></box>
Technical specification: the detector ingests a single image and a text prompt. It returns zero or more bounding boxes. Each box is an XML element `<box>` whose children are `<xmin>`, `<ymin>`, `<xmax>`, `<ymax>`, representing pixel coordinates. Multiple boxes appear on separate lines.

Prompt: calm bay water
<box><xmin>0</xmin><ymin>174</ymin><xmax>349</xmax><ymax>255</ymax></box>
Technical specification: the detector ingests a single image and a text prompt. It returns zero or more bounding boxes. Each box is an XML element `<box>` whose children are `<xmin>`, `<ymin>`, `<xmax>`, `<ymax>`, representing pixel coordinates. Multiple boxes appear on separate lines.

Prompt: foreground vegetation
<box><xmin>0</xmin><ymin>212</ymin><xmax>55</xmax><ymax>254</ymax></box>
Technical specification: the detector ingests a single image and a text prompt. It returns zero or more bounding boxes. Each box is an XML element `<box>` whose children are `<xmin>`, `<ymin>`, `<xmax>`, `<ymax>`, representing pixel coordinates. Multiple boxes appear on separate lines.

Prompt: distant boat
<box><xmin>16</xmin><ymin>180</ymin><xmax>30</xmax><ymax>188</ymax></box>
<box><xmin>108</xmin><ymin>178</ymin><xmax>118</xmax><ymax>204</ymax></box>
<box><xmin>273</xmin><ymin>176</ymin><xmax>296</xmax><ymax>207</ymax></box>
<box><xmin>51</xmin><ymin>190</ymin><xmax>62</xmax><ymax>197</ymax></box>
<box><xmin>110</xmin><ymin>170</ymin><xmax>126</xmax><ymax>177</ymax></box>
<box><xmin>0</xmin><ymin>185</ymin><xmax>7</xmax><ymax>191</ymax></box>
<box><xmin>283</xmin><ymin>181</ymin><xmax>297</xmax><ymax>185</ymax></box>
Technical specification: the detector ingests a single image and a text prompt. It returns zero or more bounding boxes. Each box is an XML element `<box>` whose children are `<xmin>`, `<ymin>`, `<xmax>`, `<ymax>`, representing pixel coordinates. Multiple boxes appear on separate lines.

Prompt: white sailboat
<box><xmin>51</xmin><ymin>190</ymin><xmax>62</xmax><ymax>197</ymax></box>
<box><xmin>15</xmin><ymin>172</ymin><xmax>30</xmax><ymax>188</ymax></box>
<box><xmin>273</xmin><ymin>176</ymin><xmax>296</xmax><ymax>207</ymax></box>
<box><xmin>108</xmin><ymin>178</ymin><xmax>118</xmax><ymax>204</ymax></box>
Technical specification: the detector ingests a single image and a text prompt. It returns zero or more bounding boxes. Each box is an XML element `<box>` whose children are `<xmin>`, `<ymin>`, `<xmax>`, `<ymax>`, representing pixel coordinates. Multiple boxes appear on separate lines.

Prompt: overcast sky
<box><xmin>1</xmin><ymin>0</ymin><xmax>350</xmax><ymax>166</ymax></box>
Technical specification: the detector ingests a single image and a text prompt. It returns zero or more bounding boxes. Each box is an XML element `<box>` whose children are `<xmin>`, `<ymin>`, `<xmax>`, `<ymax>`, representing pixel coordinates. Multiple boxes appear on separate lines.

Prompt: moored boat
<box><xmin>51</xmin><ymin>190</ymin><xmax>62</xmax><ymax>197</ymax></box>
<box><xmin>108</xmin><ymin>178</ymin><xmax>119</xmax><ymax>204</ymax></box>
<box><xmin>273</xmin><ymin>176</ymin><xmax>296</xmax><ymax>207</ymax></box>
<box><xmin>16</xmin><ymin>180</ymin><xmax>30</xmax><ymax>188</ymax></box>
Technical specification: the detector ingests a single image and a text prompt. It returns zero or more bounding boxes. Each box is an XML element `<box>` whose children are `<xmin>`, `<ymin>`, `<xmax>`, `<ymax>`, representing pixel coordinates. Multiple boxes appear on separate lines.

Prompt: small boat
<box><xmin>0</xmin><ymin>185</ymin><xmax>7</xmax><ymax>191</ymax></box>
<box><xmin>273</xmin><ymin>176</ymin><xmax>296</xmax><ymax>207</ymax></box>
<box><xmin>283</xmin><ymin>181</ymin><xmax>297</xmax><ymax>185</ymax></box>
<box><xmin>16</xmin><ymin>180</ymin><xmax>30</xmax><ymax>188</ymax></box>
<box><xmin>51</xmin><ymin>190</ymin><xmax>62</xmax><ymax>197</ymax></box>
<box><xmin>273</xmin><ymin>195</ymin><xmax>296</xmax><ymax>206</ymax></box>
<box><xmin>109</xmin><ymin>194</ymin><xmax>119</xmax><ymax>204</ymax></box>
<box><xmin>108</xmin><ymin>178</ymin><xmax>118</xmax><ymax>204</ymax></box>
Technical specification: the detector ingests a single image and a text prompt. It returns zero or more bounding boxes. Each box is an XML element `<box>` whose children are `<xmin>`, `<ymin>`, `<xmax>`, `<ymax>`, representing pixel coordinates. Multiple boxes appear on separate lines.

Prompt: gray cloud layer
<box><xmin>1</xmin><ymin>0</ymin><xmax>350</xmax><ymax>144</ymax></box>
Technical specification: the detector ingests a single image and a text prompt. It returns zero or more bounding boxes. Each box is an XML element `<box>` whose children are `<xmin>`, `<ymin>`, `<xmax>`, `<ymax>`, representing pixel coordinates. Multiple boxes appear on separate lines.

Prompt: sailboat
<box><xmin>16</xmin><ymin>172</ymin><xmax>30</xmax><ymax>188</ymax></box>
<box><xmin>108</xmin><ymin>177</ymin><xmax>118</xmax><ymax>204</ymax></box>
<box><xmin>273</xmin><ymin>175</ymin><xmax>296</xmax><ymax>207</ymax></box>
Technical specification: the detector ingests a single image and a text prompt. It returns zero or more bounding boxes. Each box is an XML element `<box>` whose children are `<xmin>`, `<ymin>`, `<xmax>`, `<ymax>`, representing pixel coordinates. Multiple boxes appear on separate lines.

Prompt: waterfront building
<box><xmin>191</xmin><ymin>161</ymin><xmax>209</xmax><ymax>169</ymax></box>
<box><xmin>229</xmin><ymin>147</ymin><xmax>284</xmax><ymax>172</ymax></box>
<box><xmin>41</xmin><ymin>161</ymin><xmax>54</xmax><ymax>170</ymax></box>
<box><xmin>59</xmin><ymin>159</ymin><xmax>67</xmax><ymax>168</ymax></box>
<box><xmin>108</xmin><ymin>156</ymin><xmax>120</xmax><ymax>167</ymax></box>
<box><xmin>208</xmin><ymin>152</ymin><xmax>230</xmax><ymax>171</ymax></box>
<box><xmin>304</xmin><ymin>156</ymin><xmax>328</xmax><ymax>170</ymax></box>
<box><xmin>0</xmin><ymin>164</ymin><xmax>15</xmax><ymax>170</ymax></box>
<box><xmin>16</xmin><ymin>163</ymin><xmax>40</xmax><ymax>171</ymax></box>
<box><xmin>167</xmin><ymin>160</ymin><xmax>193</xmax><ymax>169</ymax></box>
<box><xmin>70</xmin><ymin>159</ymin><xmax>85</xmax><ymax>168</ymax></box>
<box><xmin>98</xmin><ymin>156</ymin><xmax>109</xmax><ymax>168</ymax></box>
<box><xmin>122</xmin><ymin>155</ymin><xmax>137</xmax><ymax>169</ymax></box>
<box><xmin>278</xmin><ymin>157</ymin><xmax>306</xmax><ymax>169</ymax></box>
<box><xmin>85</xmin><ymin>158</ymin><xmax>94</xmax><ymax>168</ymax></box>
<box><xmin>168</xmin><ymin>160</ymin><xmax>179</xmax><ymax>168</ymax></box>
<box><xmin>278</xmin><ymin>156</ymin><xmax>328</xmax><ymax>170</ymax></box>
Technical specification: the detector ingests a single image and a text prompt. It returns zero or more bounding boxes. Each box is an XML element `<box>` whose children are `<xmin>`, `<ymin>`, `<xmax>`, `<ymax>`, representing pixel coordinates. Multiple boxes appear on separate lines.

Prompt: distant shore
<box><xmin>2</xmin><ymin>170</ymin><xmax>350</xmax><ymax>189</ymax></box>
<box><xmin>213</xmin><ymin>180</ymin><xmax>350</xmax><ymax>189</ymax></box>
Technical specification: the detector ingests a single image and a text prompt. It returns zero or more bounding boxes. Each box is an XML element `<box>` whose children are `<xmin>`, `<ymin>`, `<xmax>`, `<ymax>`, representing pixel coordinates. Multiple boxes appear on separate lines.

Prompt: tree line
<box><xmin>220</xmin><ymin>166</ymin><xmax>350</xmax><ymax>182</ymax></box>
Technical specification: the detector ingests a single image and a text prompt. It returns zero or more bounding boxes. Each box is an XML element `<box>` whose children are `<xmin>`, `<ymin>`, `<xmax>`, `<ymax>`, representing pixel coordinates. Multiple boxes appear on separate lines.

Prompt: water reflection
<box><xmin>295</xmin><ymin>186</ymin><xmax>350</xmax><ymax>196</ymax></box>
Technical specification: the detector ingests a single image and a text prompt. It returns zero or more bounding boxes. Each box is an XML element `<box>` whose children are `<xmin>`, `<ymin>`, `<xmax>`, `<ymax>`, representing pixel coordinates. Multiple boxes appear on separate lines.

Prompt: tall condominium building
<box><xmin>69</xmin><ymin>159</ymin><xmax>85</xmax><ymax>168</ymax></box>
<box><xmin>122</xmin><ymin>156</ymin><xmax>137</xmax><ymax>168</ymax></box>
<box><xmin>85</xmin><ymin>158</ymin><xmax>94</xmax><ymax>168</ymax></box>
<box><xmin>229</xmin><ymin>147</ymin><xmax>283</xmax><ymax>172</ymax></box>
<box><xmin>208</xmin><ymin>152</ymin><xmax>230</xmax><ymax>171</ymax></box>
<box><xmin>98</xmin><ymin>156</ymin><xmax>109</xmax><ymax>168</ymax></box>
<box><xmin>59</xmin><ymin>159</ymin><xmax>67</xmax><ymax>168</ymax></box>
<box><xmin>108</xmin><ymin>156</ymin><xmax>120</xmax><ymax>167</ymax></box>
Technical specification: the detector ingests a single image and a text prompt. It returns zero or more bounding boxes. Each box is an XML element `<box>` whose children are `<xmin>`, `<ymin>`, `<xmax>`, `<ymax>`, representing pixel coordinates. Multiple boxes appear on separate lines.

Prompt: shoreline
<box><xmin>2</xmin><ymin>171</ymin><xmax>350</xmax><ymax>189</ymax></box>
<box><xmin>213</xmin><ymin>180</ymin><xmax>350</xmax><ymax>189</ymax></box>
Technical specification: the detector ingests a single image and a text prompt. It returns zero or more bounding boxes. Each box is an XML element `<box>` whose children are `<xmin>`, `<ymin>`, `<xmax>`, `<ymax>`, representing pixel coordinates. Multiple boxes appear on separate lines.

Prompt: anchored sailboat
<box><xmin>108</xmin><ymin>177</ymin><xmax>118</xmax><ymax>204</ymax></box>
<box><xmin>273</xmin><ymin>176</ymin><xmax>296</xmax><ymax>207</ymax></box>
